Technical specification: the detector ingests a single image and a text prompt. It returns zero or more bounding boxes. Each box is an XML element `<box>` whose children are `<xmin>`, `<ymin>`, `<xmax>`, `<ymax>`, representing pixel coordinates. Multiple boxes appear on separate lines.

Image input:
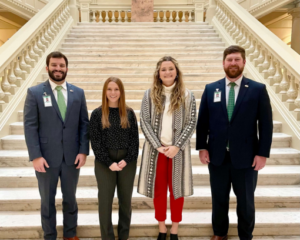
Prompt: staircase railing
<box><xmin>0</xmin><ymin>0</ymin><xmax>74</xmax><ymax>131</ymax></box>
<box><xmin>212</xmin><ymin>0</ymin><xmax>300</xmax><ymax>138</ymax></box>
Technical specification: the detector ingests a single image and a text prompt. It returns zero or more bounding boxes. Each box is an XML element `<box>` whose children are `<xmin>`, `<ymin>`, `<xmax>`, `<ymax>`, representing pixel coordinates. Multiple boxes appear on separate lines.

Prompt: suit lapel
<box><xmin>230</xmin><ymin>77</ymin><xmax>249</xmax><ymax>122</ymax></box>
<box><xmin>64</xmin><ymin>82</ymin><xmax>74</xmax><ymax>124</ymax></box>
<box><xmin>43</xmin><ymin>80</ymin><xmax>64</xmax><ymax>123</ymax></box>
<box><xmin>218</xmin><ymin>78</ymin><xmax>228</xmax><ymax>121</ymax></box>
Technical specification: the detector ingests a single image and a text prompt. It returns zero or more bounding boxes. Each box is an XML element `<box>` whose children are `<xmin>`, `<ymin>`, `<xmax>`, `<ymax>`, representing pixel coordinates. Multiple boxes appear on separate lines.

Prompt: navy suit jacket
<box><xmin>24</xmin><ymin>80</ymin><xmax>89</xmax><ymax>167</ymax></box>
<box><xmin>196</xmin><ymin>77</ymin><xmax>273</xmax><ymax>169</ymax></box>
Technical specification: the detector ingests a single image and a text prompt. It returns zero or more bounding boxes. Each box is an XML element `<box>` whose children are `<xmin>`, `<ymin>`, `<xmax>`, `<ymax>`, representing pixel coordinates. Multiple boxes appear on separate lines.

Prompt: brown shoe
<box><xmin>210</xmin><ymin>235</ymin><xmax>228</xmax><ymax>240</ymax></box>
<box><xmin>63</xmin><ymin>237</ymin><xmax>79</xmax><ymax>240</ymax></box>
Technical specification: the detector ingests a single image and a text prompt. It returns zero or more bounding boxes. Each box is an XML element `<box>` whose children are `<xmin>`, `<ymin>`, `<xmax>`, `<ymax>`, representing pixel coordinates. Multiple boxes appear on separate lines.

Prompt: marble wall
<box><xmin>131</xmin><ymin>0</ymin><xmax>154</xmax><ymax>22</ymax></box>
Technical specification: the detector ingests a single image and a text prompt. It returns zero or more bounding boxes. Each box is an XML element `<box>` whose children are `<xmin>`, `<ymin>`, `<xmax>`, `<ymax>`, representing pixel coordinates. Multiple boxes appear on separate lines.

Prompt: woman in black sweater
<box><xmin>89</xmin><ymin>77</ymin><xmax>139</xmax><ymax>240</ymax></box>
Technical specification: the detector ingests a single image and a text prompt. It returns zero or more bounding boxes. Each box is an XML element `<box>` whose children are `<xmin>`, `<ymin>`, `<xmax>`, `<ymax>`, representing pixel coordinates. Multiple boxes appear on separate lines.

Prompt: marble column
<box><xmin>194</xmin><ymin>0</ymin><xmax>206</xmax><ymax>23</ymax></box>
<box><xmin>79</xmin><ymin>0</ymin><xmax>92</xmax><ymax>23</ymax></box>
<box><xmin>206</xmin><ymin>0</ymin><xmax>216</xmax><ymax>24</ymax></box>
<box><xmin>69</xmin><ymin>0</ymin><xmax>79</xmax><ymax>24</ymax></box>
<box><xmin>291</xmin><ymin>0</ymin><xmax>300</xmax><ymax>54</ymax></box>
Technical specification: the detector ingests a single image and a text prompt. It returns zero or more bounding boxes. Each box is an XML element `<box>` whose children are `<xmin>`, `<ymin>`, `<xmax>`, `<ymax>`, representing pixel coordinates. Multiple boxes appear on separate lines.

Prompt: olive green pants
<box><xmin>94</xmin><ymin>159</ymin><xmax>137</xmax><ymax>240</ymax></box>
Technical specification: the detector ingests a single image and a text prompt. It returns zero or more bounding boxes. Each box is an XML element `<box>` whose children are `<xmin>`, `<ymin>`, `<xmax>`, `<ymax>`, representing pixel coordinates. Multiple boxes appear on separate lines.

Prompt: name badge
<box><xmin>214</xmin><ymin>90</ymin><xmax>221</xmax><ymax>102</ymax></box>
<box><xmin>43</xmin><ymin>95</ymin><xmax>52</xmax><ymax>107</ymax></box>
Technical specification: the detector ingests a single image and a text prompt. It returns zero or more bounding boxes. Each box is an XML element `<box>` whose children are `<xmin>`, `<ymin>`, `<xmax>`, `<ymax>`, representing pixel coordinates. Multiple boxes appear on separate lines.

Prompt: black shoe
<box><xmin>170</xmin><ymin>233</ymin><xmax>179</xmax><ymax>240</ymax></box>
<box><xmin>157</xmin><ymin>232</ymin><xmax>167</xmax><ymax>240</ymax></box>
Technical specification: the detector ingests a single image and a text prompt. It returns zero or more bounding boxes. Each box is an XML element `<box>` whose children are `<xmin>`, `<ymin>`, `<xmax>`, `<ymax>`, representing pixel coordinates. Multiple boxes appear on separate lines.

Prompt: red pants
<box><xmin>153</xmin><ymin>153</ymin><xmax>184</xmax><ymax>222</ymax></box>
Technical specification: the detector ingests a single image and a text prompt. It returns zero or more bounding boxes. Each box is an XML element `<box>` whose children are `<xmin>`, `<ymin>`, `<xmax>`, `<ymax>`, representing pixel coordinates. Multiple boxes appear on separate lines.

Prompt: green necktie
<box><xmin>227</xmin><ymin>82</ymin><xmax>236</xmax><ymax>121</ymax></box>
<box><xmin>55</xmin><ymin>86</ymin><xmax>67</xmax><ymax>121</ymax></box>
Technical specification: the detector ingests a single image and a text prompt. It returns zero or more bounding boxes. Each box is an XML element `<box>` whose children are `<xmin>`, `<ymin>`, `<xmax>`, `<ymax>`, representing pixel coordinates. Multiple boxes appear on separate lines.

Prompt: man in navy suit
<box><xmin>24</xmin><ymin>52</ymin><xmax>89</xmax><ymax>240</ymax></box>
<box><xmin>196</xmin><ymin>45</ymin><xmax>273</xmax><ymax>240</ymax></box>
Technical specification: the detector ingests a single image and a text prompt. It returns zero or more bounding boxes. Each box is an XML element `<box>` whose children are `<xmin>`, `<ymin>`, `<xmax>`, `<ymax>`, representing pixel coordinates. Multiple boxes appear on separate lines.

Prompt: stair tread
<box><xmin>0</xmin><ymin>185</ymin><xmax>299</xmax><ymax>201</ymax></box>
<box><xmin>0</xmin><ymin>208</ymin><xmax>299</xmax><ymax>227</ymax></box>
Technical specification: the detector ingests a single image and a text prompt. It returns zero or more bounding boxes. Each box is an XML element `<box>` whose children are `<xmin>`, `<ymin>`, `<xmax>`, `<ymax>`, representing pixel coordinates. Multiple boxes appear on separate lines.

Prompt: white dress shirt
<box><xmin>225</xmin><ymin>75</ymin><xmax>243</xmax><ymax>106</ymax></box>
<box><xmin>49</xmin><ymin>79</ymin><xmax>68</xmax><ymax>106</ymax></box>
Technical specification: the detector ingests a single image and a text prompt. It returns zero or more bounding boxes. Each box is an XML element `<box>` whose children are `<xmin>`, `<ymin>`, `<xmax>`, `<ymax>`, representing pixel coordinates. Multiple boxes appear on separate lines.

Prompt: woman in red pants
<box><xmin>138</xmin><ymin>56</ymin><xmax>196</xmax><ymax>240</ymax></box>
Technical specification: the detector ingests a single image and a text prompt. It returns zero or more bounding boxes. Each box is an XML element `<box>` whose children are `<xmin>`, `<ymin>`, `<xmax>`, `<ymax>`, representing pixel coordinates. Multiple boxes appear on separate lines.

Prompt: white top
<box><xmin>160</xmin><ymin>83</ymin><xmax>176</xmax><ymax>146</ymax></box>
<box><xmin>225</xmin><ymin>75</ymin><xmax>243</xmax><ymax>106</ymax></box>
<box><xmin>49</xmin><ymin>79</ymin><xmax>68</xmax><ymax>106</ymax></box>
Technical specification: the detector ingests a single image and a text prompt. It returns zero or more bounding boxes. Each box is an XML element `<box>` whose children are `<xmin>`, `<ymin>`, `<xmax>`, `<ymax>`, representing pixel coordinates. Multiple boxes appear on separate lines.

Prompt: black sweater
<box><xmin>89</xmin><ymin>107</ymin><xmax>139</xmax><ymax>167</ymax></box>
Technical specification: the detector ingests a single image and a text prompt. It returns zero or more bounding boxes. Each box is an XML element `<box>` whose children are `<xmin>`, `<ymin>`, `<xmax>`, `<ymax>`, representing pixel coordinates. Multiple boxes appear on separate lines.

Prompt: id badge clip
<box><xmin>43</xmin><ymin>92</ymin><xmax>52</xmax><ymax>107</ymax></box>
<box><xmin>214</xmin><ymin>89</ymin><xmax>221</xmax><ymax>102</ymax></box>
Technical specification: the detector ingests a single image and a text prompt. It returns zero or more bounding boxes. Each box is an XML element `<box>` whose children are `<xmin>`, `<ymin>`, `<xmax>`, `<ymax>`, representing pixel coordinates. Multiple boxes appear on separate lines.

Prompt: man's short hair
<box><xmin>46</xmin><ymin>51</ymin><xmax>68</xmax><ymax>67</ymax></box>
<box><xmin>223</xmin><ymin>45</ymin><xmax>246</xmax><ymax>61</ymax></box>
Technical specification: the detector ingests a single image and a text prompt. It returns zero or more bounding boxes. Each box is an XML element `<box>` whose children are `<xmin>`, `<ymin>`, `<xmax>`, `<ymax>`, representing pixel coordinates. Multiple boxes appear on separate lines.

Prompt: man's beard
<box><xmin>224</xmin><ymin>65</ymin><xmax>244</xmax><ymax>78</ymax></box>
<box><xmin>48</xmin><ymin>70</ymin><xmax>67</xmax><ymax>82</ymax></box>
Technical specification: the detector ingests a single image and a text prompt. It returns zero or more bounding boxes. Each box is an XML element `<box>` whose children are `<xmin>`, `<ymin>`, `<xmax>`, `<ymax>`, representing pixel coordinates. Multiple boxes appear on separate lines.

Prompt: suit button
<box><xmin>61</xmin><ymin>140</ymin><xmax>63</xmax><ymax>143</ymax></box>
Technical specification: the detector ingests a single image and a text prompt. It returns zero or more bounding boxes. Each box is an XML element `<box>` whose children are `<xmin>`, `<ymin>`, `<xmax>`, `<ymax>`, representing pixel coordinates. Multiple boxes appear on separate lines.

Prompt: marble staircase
<box><xmin>0</xmin><ymin>22</ymin><xmax>299</xmax><ymax>239</ymax></box>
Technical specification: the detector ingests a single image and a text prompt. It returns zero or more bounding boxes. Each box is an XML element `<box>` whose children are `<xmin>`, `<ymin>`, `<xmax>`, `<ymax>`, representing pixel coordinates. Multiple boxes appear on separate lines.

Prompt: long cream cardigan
<box><xmin>137</xmin><ymin>88</ymin><xmax>196</xmax><ymax>199</ymax></box>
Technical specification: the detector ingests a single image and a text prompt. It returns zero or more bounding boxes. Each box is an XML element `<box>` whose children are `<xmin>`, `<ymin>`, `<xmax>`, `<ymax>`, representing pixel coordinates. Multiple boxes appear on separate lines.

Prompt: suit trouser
<box><xmin>208</xmin><ymin>151</ymin><xmax>258</xmax><ymax>240</ymax></box>
<box><xmin>35</xmin><ymin>159</ymin><xmax>80</xmax><ymax>240</ymax></box>
<box><xmin>94</xmin><ymin>157</ymin><xmax>137</xmax><ymax>240</ymax></box>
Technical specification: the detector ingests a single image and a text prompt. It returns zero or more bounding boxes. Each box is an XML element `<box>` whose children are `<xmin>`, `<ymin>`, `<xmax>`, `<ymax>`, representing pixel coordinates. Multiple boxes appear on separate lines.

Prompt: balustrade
<box><xmin>215</xmin><ymin>0</ymin><xmax>300</xmax><ymax>121</ymax></box>
<box><xmin>0</xmin><ymin>1</ymin><xmax>71</xmax><ymax>112</ymax></box>
<box><xmin>89</xmin><ymin>9</ymin><xmax>194</xmax><ymax>23</ymax></box>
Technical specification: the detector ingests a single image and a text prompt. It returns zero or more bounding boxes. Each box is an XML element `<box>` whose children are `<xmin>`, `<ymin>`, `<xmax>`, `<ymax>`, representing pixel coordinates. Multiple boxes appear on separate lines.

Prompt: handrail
<box><xmin>214</xmin><ymin>0</ymin><xmax>300</xmax><ymax>122</ymax></box>
<box><xmin>0</xmin><ymin>0</ymin><xmax>71</xmax><ymax>112</ymax></box>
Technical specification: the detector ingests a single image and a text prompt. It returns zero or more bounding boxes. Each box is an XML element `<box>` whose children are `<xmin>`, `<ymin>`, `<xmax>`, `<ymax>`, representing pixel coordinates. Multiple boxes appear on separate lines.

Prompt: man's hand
<box><xmin>109</xmin><ymin>162</ymin><xmax>122</xmax><ymax>171</ymax></box>
<box><xmin>252</xmin><ymin>155</ymin><xmax>267</xmax><ymax>171</ymax></box>
<box><xmin>33</xmin><ymin>157</ymin><xmax>49</xmax><ymax>172</ymax></box>
<box><xmin>75</xmin><ymin>153</ymin><xmax>87</xmax><ymax>169</ymax></box>
<box><xmin>164</xmin><ymin>146</ymin><xmax>180</xmax><ymax>159</ymax></box>
<box><xmin>118</xmin><ymin>160</ymin><xmax>127</xmax><ymax>169</ymax></box>
<box><xmin>199</xmin><ymin>150</ymin><xmax>210</xmax><ymax>164</ymax></box>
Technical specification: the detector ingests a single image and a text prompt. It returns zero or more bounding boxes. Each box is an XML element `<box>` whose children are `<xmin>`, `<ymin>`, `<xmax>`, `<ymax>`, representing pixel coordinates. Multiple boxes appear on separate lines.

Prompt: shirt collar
<box><xmin>225</xmin><ymin>75</ymin><xmax>243</xmax><ymax>87</ymax></box>
<box><xmin>49</xmin><ymin>79</ymin><xmax>67</xmax><ymax>91</ymax></box>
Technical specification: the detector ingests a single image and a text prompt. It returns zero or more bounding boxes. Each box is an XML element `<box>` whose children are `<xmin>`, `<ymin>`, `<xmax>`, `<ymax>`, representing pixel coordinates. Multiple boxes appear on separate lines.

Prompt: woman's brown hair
<box><xmin>151</xmin><ymin>56</ymin><xmax>185</xmax><ymax>113</ymax></box>
<box><xmin>101</xmin><ymin>77</ymin><xmax>129</xmax><ymax>129</ymax></box>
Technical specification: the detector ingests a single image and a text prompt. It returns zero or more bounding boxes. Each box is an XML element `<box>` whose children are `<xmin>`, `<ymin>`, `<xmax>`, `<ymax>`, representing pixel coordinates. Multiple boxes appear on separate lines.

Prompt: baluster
<box><xmin>62</xmin><ymin>4</ymin><xmax>68</xmax><ymax>20</ymax></box>
<box><xmin>220</xmin><ymin>7</ymin><xmax>225</xmax><ymax>22</ymax></box>
<box><xmin>1</xmin><ymin>68</ymin><xmax>12</xmax><ymax>102</ymax></box>
<box><xmin>40</xmin><ymin>30</ymin><xmax>49</xmax><ymax>48</ymax></box>
<box><xmin>229</xmin><ymin>19</ymin><xmax>237</xmax><ymax>36</ymax></box>
<box><xmin>279</xmin><ymin>66</ymin><xmax>289</xmax><ymax>100</ymax></box>
<box><xmin>261</xmin><ymin>50</ymin><xmax>270</xmax><ymax>75</ymax></box>
<box><xmin>226</xmin><ymin>16</ymin><xmax>233</xmax><ymax>31</ymax></box>
<box><xmin>24</xmin><ymin>47</ymin><xmax>34</xmax><ymax>68</ymax></box>
<box><xmin>53</xmin><ymin>16</ymin><xmax>60</xmax><ymax>32</ymax></box>
<box><xmin>242</xmin><ymin>32</ymin><xmax>251</xmax><ymax>49</ymax></box>
<box><xmin>158</xmin><ymin>11</ymin><xmax>163</xmax><ymax>22</ymax></box>
<box><xmin>44</xmin><ymin>24</ymin><xmax>52</xmax><ymax>43</ymax></box>
<box><xmin>29</xmin><ymin>41</ymin><xmax>38</xmax><ymax>63</ymax></box>
<box><xmin>235</xmin><ymin>26</ymin><xmax>243</xmax><ymax>43</ymax></box>
<box><xmin>8</xmin><ymin>62</ymin><xmax>17</xmax><ymax>94</ymax></box>
<box><xmin>102</xmin><ymin>11</ymin><xmax>107</xmax><ymax>23</ymax></box>
<box><xmin>20</xmin><ymin>51</ymin><xmax>29</xmax><ymax>74</ymax></box>
<box><xmin>14</xmin><ymin>56</ymin><xmax>24</xmax><ymax>86</ymax></box>
<box><xmin>232</xmin><ymin>23</ymin><xmax>240</xmax><ymax>39</ymax></box>
<box><xmin>55</xmin><ymin>13</ymin><xmax>62</xmax><ymax>30</ymax></box>
<box><xmin>37</xmin><ymin>35</ymin><xmax>46</xmax><ymax>52</ymax></box>
<box><xmin>91</xmin><ymin>10</ymin><xmax>96</xmax><ymax>22</ymax></box>
<box><xmin>287</xmin><ymin>75</ymin><xmax>297</xmax><ymax>103</ymax></box>
<box><xmin>255</xmin><ymin>46</ymin><xmax>264</xmax><ymax>67</ymax></box>
<box><xmin>0</xmin><ymin>71</ymin><xmax>6</xmax><ymax>109</ymax></box>
<box><xmin>48</xmin><ymin>22</ymin><xmax>55</xmax><ymax>40</ymax></box>
<box><xmin>33</xmin><ymin>38</ymin><xmax>43</xmax><ymax>57</ymax></box>
<box><xmin>294</xmin><ymin>82</ymin><xmax>300</xmax><ymax>112</ymax></box>
<box><xmin>273</xmin><ymin>61</ymin><xmax>283</xmax><ymax>87</ymax></box>
<box><xmin>60</xmin><ymin>8</ymin><xmax>66</xmax><ymax>22</ymax></box>
<box><xmin>267</xmin><ymin>55</ymin><xmax>276</xmax><ymax>83</ymax></box>
<box><xmin>224</xmin><ymin>12</ymin><xmax>230</xmax><ymax>29</ymax></box>
<box><xmin>50</xmin><ymin>19</ymin><xmax>58</xmax><ymax>36</ymax></box>
<box><xmin>115</xmin><ymin>10</ymin><xmax>120</xmax><ymax>23</ymax></box>
<box><xmin>251</xmin><ymin>40</ymin><xmax>259</xmax><ymax>62</ymax></box>
<box><xmin>238</xmin><ymin>29</ymin><xmax>247</xmax><ymax>46</ymax></box>
<box><xmin>215</xmin><ymin>4</ymin><xmax>220</xmax><ymax>18</ymax></box>
<box><xmin>127</xmin><ymin>10</ymin><xmax>131</xmax><ymax>22</ymax></box>
<box><xmin>246</xmin><ymin>35</ymin><xmax>254</xmax><ymax>56</ymax></box>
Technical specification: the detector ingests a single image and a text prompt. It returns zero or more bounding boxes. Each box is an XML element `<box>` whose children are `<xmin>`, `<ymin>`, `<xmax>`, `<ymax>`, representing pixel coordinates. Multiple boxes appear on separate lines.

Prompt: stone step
<box><xmin>0</xmin><ymin>165</ymin><xmax>299</xmax><ymax>188</ymax></box>
<box><xmin>1</xmin><ymin>147</ymin><xmax>299</xmax><ymax>168</ymax></box>
<box><xmin>0</xmin><ymin>209</ymin><xmax>299</xmax><ymax>238</ymax></box>
<box><xmin>62</xmin><ymin>42</ymin><xmax>225</xmax><ymax>48</ymax></box>
<box><xmin>42</xmin><ymin>73</ymin><xmax>225</xmax><ymax>82</ymax></box>
<box><xmin>75</xmin><ymin>23</ymin><xmax>210</xmax><ymax>28</ymax></box>
<box><xmin>68</xmin><ymin>33</ymin><xmax>220</xmax><ymax>38</ymax></box>
<box><xmin>0</xmin><ymin>185</ymin><xmax>299</xmax><ymax>211</ymax></box>
<box><xmin>67</xmin><ymin>59</ymin><xmax>223</xmax><ymax>67</ymax></box>
<box><xmin>36</xmin><ymin>81</ymin><xmax>213</xmax><ymax>90</ymax></box>
<box><xmin>63</xmin><ymin>67</ymin><xmax>224</xmax><ymax>74</ymax></box>
<box><xmin>64</xmin><ymin>37</ymin><xmax>223</xmax><ymax>43</ymax></box>
<box><xmin>9</xmin><ymin>120</ymin><xmax>283</xmax><ymax>136</ymax></box>
<box><xmin>0</xmin><ymin>133</ymin><xmax>291</xmax><ymax>151</ymax></box>
<box><xmin>61</xmin><ymin>48</ymin><xmax>225</xmax><ymax>55</ymax></box>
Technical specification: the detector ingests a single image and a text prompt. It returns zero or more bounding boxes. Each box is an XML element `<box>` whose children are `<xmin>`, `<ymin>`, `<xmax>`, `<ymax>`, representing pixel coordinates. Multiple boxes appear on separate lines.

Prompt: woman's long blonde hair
<box><xmin>151</xmin><ymin>56</ymin><xmax>185</xmax><ymax>113</ymax></box>
<box><xmin>101</xmin><ymin>77</ymin><xmax>129</xmax><ymax>129</ymax></box>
